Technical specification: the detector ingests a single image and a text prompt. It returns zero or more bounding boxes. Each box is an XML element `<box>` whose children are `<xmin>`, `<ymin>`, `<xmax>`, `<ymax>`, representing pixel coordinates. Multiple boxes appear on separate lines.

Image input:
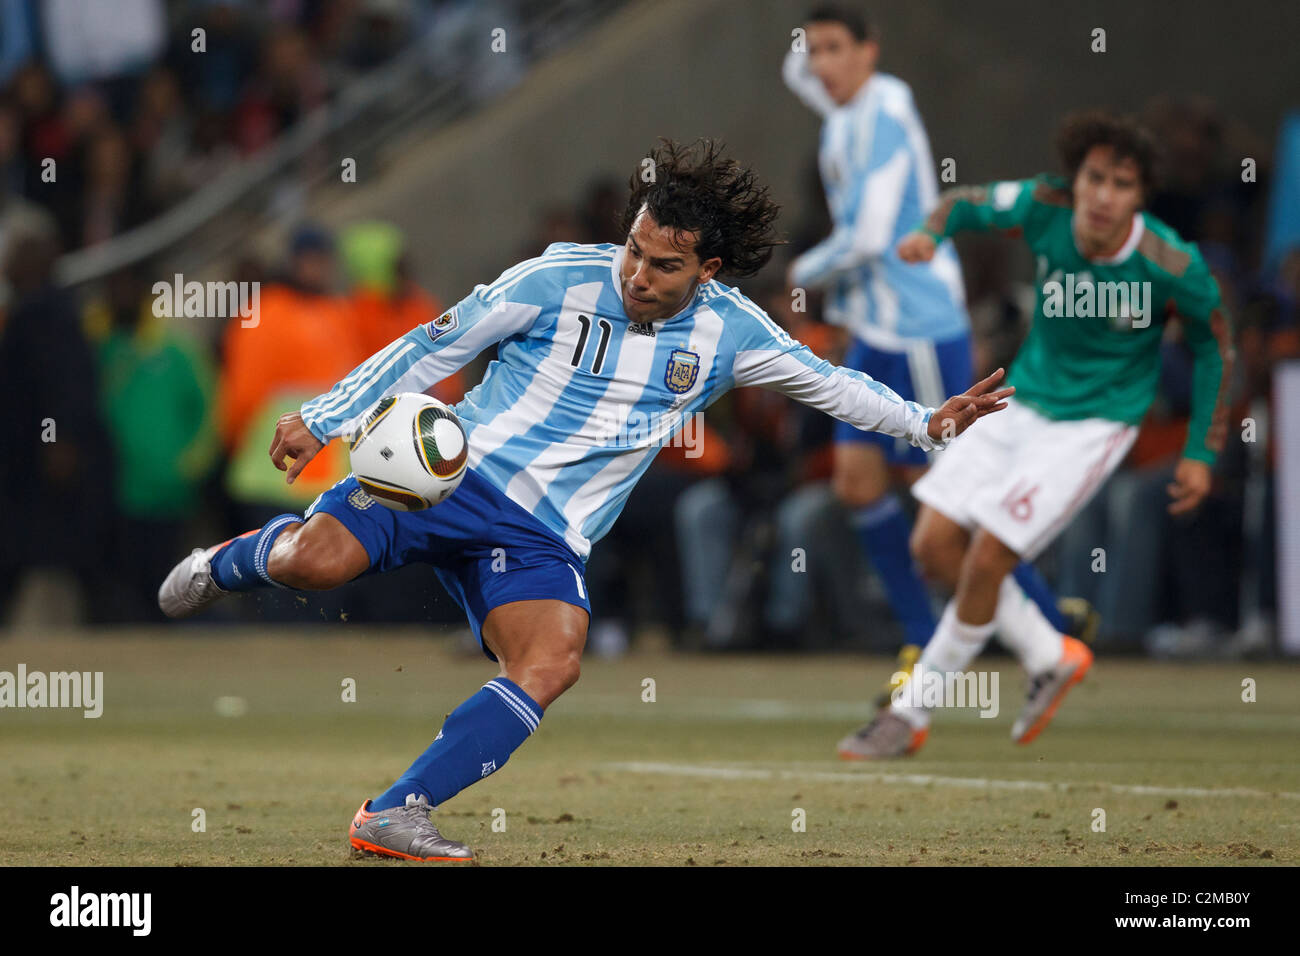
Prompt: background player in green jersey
<box><xmin>840</xmin><ymin>110</ymin><xmax>1235</xmax><ymax>758</ymax></box>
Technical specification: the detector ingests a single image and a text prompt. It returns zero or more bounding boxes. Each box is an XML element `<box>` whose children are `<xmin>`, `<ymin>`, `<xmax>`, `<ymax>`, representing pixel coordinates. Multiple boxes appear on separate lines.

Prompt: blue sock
<box><xmin>852</xmin><ymin>496</ymin><xmax>937</xmax><ymax>648</ymax></box>
<box><xmin>209</xmin><ymin>514</ymin><xmax>301</xmax><ymax>591</ymax></box>
<box><xmin>1011</xmin><ymin>562</ymin><xmax>1068</xmax><ymax>632</ymax></box>
<box><xmin>371</xmin><ymin>677</ymin><xmax>543</xmax><ymax>810</ymax></box>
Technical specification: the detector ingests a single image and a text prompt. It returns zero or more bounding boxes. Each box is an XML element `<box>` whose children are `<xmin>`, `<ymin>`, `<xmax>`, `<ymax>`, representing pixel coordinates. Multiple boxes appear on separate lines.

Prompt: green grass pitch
<box><xmin>2</xmin><ymin>630</ymin><xmax>1296</xmax><ymax>866</ymax></box>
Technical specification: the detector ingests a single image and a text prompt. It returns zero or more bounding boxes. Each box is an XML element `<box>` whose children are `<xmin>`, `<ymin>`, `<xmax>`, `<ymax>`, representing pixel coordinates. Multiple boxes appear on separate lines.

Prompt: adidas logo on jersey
<box><xmin>627</xmin><ymin>321</ymin><xmax>656</xmax><ymax>337</ymax></box>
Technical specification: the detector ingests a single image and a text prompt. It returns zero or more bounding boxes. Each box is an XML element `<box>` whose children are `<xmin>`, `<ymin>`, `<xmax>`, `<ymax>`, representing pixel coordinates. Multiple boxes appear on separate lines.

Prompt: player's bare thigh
<box><xmin>910</xmin><ymin>503</ymin><xmax>970</xmax><ymax>591</ymax></box>
<box><xmin>266</xmin><ymin>512</ymin><xmax>370</xmax><ymax>590</ymax></box>
<box><xmin>482</xmin><ymin>599</ymin><xmax>589</xmax><ymax>710</ymax></box>
<box><xmin>832</xmin><ymin>443</ymin><xmax>928</xmax><ymax>509</ymax></box>
<box><xmin>831</xmin><ymin>442</ymin><xmax>891</xmax><ymax>507</ymax></box>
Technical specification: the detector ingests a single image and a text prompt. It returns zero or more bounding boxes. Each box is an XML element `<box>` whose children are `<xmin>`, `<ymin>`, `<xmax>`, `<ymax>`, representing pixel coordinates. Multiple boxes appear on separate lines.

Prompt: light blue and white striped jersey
<box><xmin>302</xmin><ymin>242</ymin><xmax>942</xmax><ymax>561</ymax></box>
<box><xmin>783</xmin><ymin>51</ymin><xmax>968</xmax><ymax>349</ymax></box>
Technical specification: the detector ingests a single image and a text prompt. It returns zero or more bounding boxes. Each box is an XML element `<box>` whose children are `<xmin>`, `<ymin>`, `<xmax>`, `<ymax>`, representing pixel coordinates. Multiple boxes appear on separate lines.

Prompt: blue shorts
<box><xmin>834</xmin><ymin>334</ymin><xmax>973</xmax><ymax>465</ymax></box>
<box><xmin>304</xmin><ymin>468</ymin><xmax>590</xmax><ymax>660</ymax></box>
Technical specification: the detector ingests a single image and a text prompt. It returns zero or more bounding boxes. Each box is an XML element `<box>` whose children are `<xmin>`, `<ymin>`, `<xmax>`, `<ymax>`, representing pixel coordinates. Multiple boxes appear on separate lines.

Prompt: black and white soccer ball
<box><xmin>347</xmin><ymin>393</ymin><xmax>468</xmax><ymax>511</ymax></box>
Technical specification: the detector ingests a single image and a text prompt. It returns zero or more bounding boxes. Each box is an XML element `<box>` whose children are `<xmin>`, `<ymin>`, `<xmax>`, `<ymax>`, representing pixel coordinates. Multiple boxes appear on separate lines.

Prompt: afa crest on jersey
<box><xmin>347</xmin><ymin>487</ymin><xmax>376</xmax><ymax>510</ymax></box>
<box><xmin>665</xmin><ymin>348</ymin><xmax>700</xmax><ymax>393</ymax></box>
<box><xmin>425</xmin><ymin>307</ymin><xmax>459</xmax><ymax>341</ymax></box>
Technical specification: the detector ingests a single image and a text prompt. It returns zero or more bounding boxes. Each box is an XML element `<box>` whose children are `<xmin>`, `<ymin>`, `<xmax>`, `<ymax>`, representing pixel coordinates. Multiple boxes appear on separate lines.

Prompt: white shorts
<box><xmin>911</xmin><ymin>398</ymin><xmax>1138</xmax><ymax>560</ymax></box>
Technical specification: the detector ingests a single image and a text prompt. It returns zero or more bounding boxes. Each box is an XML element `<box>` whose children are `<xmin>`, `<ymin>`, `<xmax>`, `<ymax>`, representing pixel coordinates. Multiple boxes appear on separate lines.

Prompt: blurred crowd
<box><xmin>0</xmin><ymin>214</ymin><xmax>466</xmax><ymax>626</ymax></box>
<box><xmin>0</xmin><ymin>0</ymin><xmax>530</xmax><ymax>268</ymax></box>
<box><xmin>0</xmin><ymin>1</ymin><xmax>1293</xmax><ymax>661</ymax></box>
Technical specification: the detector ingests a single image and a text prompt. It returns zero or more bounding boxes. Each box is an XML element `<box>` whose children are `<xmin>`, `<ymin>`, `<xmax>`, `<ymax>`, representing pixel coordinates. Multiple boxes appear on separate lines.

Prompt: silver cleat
<box><xmin>158</xmin><ymin>544</ymin><xmax>229</xmax><ymax>619</ymax></box>
<box><xmin>349</xmin><ymin>793</ymin><xmax>475</xmax><ymax>862</ymax></box>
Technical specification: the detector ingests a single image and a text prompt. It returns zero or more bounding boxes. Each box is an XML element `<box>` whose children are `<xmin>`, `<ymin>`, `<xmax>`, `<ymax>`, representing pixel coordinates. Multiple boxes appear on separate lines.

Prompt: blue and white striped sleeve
<box><xmin>790</xmin><ymin>111</ymin><xmax>911</xmax><ymax>289</ymax></box>
<box><xmin>300</xmin><ymin>259</ymin><xmax>549</xmax><ymax>443</ymax></box>
<box><xmin>722</xmin><ymin>294</ymin><xmax>942</xmax><ymax>450</ymax></box>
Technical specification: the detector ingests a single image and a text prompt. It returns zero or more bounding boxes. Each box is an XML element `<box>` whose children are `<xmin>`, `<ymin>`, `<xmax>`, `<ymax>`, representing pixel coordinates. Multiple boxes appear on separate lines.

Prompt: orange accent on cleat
<box><xmin>350</xmin><ymin>800</ymin><xmax>375</xmax><ymax>834</ymax></box>
<box><xmin>907</xmin><ymin>725</ymin><xmax>929</xmax><ymax>755</ymax></box>
<box><xmin>347</xmin><ymin>799</ymin><xmax>475</xmax><ymax>863</ymax></box>
<box><xmin>348</xmin><ymin>836</ymin><xmax>474</xmax><ymax>862</ymax></box>
<box><xmin>1016</xmin><ymin>636</ymin><xmax>1093</xmax><ymax>745</ymax></box>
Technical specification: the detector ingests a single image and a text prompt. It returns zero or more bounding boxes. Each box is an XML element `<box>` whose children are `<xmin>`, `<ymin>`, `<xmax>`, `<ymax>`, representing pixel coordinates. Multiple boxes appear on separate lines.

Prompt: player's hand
<box><xmin>268</xmin><ymin>411</ymin><xmax>325</xmax><ymax>485</ymax></box>
<box><xmin>927</xmin><ymin>368</ymin><xmax>1014</xmax><ymax>442</ymax></box>
<box><xmin>897</xmin><ymin>231</ymin><xmax>937</xmax><ymax>263</ymax></box>
<box><xmin>1167</xmin><ymin>458</ymin><xmax>1212</xmax><ymax>515</ymax></box>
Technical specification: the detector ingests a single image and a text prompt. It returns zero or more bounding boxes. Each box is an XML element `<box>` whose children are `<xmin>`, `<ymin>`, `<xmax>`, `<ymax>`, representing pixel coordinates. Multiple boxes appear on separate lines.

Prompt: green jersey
<box><xmin>923</xmin><ymin>174</ymin><xmax>1233</xmax><ymax>464</ymax></box>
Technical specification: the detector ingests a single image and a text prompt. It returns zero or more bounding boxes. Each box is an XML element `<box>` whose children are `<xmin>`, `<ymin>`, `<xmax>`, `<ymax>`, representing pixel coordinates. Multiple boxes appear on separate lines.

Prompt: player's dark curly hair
<box><xmin>1056</xmin><ymin>109</ymin><xmax>1161</xmax><ymax>199</ymax></box>
<box><xmin>620</xmin><ymin>138</ymin><xmax>784</xmax><ymax>278</ymax></box>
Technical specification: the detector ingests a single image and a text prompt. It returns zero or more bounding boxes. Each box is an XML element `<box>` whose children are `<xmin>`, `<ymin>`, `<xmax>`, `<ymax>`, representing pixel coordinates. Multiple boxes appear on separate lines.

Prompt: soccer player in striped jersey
<box><xmin>783</xmin><ymin>5</ymin><xmax>1075</xmax><ymax>715</ymax></box>
<box><xmin>158</xmin><ymin>139</ymin><xmax>1012</xmax><ymax>860</ymax></box>
<box><xmin>841</xmin><ymin>110</ymin><xmax>1234</xmax><ymax>758</ymax></box>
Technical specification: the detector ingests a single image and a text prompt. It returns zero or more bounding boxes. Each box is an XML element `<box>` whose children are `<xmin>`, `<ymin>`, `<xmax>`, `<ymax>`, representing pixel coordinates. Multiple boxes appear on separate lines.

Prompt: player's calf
<box><xmin>364</xmin><ymin>600</ymin><xmax>587</xmax><ymax>818</ymax></box>
<box><xmin>953</xmin><ymin>530</ymin><xmax>1021</xmax><ymax>623</ymax></box>
<box><xmin>484</xmin><ymin>599</ymin><xmax>588</xmax><ymax>709</ymax></box>
<box><xmin>265</xmin><ymin>516</ymin><xmax>369</xmax><ymax>590</ymax></box>
<box><xmin>910</xmin><ymin>505</ymin><xmax>969</xmax><ymax>591</ymax></box>
<box><xmin>158</xmin><ymin>513</ymin><xmax>369</xmax><ymax>619</ymax></box>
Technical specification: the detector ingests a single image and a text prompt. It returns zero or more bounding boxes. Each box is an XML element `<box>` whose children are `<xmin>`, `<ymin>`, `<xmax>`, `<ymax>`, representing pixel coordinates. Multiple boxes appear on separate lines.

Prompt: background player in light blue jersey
<box><xmin>157</xmin><ymin>139</ymin><xmax>1013</xmax><ymax>861</ymax></box>
<box><xmin>784</xmin><ymin>5</ymin><xmax>1075</xmax><ymax>711</ymax></box>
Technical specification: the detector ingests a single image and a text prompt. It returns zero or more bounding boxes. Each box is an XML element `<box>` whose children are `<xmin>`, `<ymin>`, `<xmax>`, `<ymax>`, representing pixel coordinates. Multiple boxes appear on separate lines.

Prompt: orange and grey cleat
<box><xmin>837</xmin><ymin>710</ymin><xmax>930</xmax><ymax>760</ymax></box>
<box><xmin>349</xmin><ymin>793</ymin><xmax>476</xmax><ymax>862</ymax></box>
<box><xmin>1012</xmin><ymin>635</ymin><xmax>1094</xmax><ymax>745</ymax></box>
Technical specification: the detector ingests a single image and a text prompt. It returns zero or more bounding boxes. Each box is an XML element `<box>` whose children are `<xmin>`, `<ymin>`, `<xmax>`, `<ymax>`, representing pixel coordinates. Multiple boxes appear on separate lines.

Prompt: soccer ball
<box><xmin>348</xmin><ymin>393</ymin><xmax>468</xmax><ymax>511</ymax></box>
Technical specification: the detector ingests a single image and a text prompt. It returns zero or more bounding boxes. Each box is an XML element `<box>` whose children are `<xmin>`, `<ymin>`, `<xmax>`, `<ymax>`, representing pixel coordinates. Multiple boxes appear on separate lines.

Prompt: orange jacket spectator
<box><xmin>219</xmin><ymin>282</ymin><xmax>361</xmax><ymax>489</ymax></box>
<box><xmin>350</xmin><ymin>284</ymin><xmax>466</xmax><ymax>406</ymax></box>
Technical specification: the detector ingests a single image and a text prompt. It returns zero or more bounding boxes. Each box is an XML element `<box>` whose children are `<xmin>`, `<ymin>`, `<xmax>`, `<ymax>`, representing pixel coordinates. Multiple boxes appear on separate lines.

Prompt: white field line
<box><xmin>603</xmin><ymin>761</ymin><xmax>1300</xmax><ymax>801</ymax></box>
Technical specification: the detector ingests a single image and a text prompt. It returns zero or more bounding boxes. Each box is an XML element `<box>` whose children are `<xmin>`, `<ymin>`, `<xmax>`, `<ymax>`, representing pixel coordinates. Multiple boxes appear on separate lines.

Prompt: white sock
<box><xmin>993</xmin><ymin>575</ymin><xmax>1065</xmax><ymax>676</ymax></box>
<box><xmin>890</xmin><ymin>601</ymin><xmax>995</xmax><ymax>728</ymax></box>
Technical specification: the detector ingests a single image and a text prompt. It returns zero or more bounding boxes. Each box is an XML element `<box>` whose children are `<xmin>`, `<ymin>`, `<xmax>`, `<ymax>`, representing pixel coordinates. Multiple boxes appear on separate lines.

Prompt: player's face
<box><xmin>806</xmin><ymin>22</ymin><xmax>877</xmax><ymax>105</ymax></box>
<box><xmin>1072</xmin><ymin>146</ymin><xmax>1144</xmax><ymax>253</ymax></box>
<box><xmin>620</xmin><ymin>209</ymin><xmax>721</xmax><ymax>322</ymax></box>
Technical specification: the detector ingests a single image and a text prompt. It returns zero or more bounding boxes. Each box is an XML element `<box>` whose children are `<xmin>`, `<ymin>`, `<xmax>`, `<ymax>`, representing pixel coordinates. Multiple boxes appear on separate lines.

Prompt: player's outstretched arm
<box><xmin>781</xmin><ymin>47</ymin><xmax>836</xmax><ymax>117</ymax></box>
<box><xmin>1166</xmin><ymin>251</ymin><xmax>1233</xmax><ymax>515</ymax></box>
<box><xmin>926</xmin><ymin>368</ymin><xmax>1015</xmax><ymax>442</ymax></box>
<box><xmin>899</xmin><ymin>178</ymin><xmax>1049</xmax><ymax>264</ymax></box>
<box><xmin>269</xmin><ymin>411</ymin><xmax>325</xmax><ymax>485</ymax></box>
<box><xmin>729</xmin><ymin>313</ymin><xmax>976</xmax><ymax>452</ymax></box>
